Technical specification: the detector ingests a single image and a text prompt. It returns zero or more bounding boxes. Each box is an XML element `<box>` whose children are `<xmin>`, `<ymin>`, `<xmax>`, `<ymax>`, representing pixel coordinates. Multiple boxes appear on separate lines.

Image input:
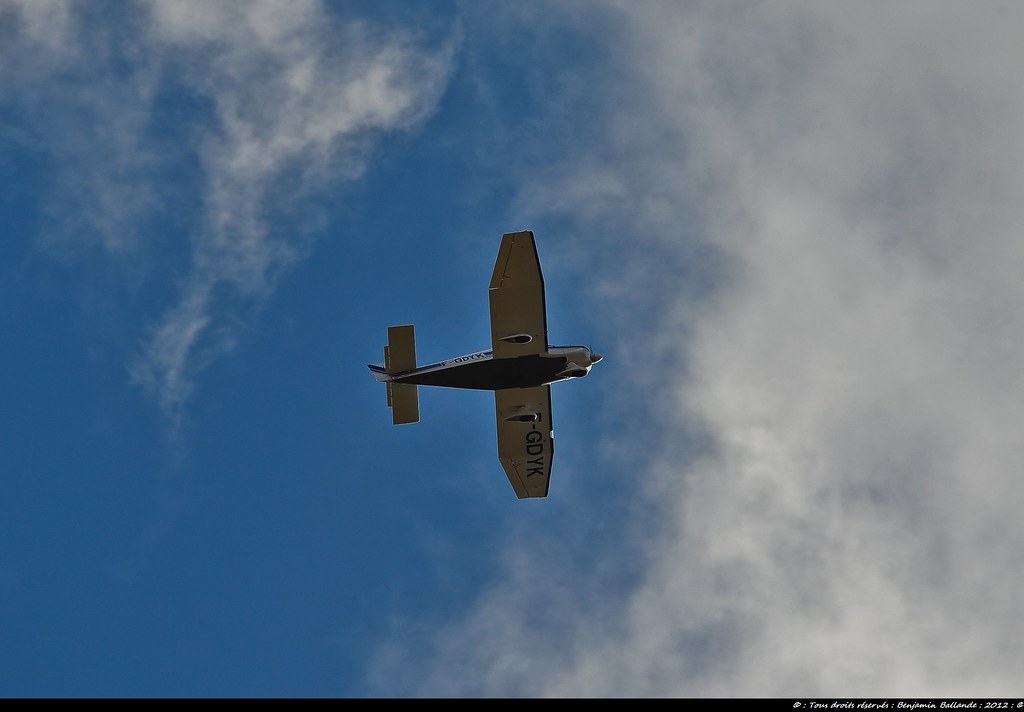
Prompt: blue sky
<box><xmin>4</xmin><ymin>0</ymin><xmax>1024</xmax><ymax>698</ymax></box>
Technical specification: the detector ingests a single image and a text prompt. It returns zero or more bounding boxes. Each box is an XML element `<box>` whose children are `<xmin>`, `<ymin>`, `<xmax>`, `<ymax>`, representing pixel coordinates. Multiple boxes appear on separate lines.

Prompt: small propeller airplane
<box><xmin>368</xmin><ymin>230</ymin><xmax>602</xmax><ymax>499</ymax></box>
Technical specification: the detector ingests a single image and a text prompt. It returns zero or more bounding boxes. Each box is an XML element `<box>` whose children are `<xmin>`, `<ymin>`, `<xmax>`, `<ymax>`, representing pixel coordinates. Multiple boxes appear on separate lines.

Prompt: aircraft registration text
<box><xmin>526</xmin><ymin>426</ymin><xmax>545</xmax><ymax>478</ymax></box>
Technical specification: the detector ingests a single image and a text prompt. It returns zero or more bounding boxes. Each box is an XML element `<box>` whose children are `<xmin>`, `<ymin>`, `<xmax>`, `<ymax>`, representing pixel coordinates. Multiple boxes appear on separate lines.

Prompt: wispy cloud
<box><xmin>2</xmin><ymin>0</ymin><xmax>454</xmax><ymax>416</ymax></box>
<box><xmin>375</xmin><ymin>2</ymin><xmax>1024</xmax><ymax>696</ymax></box>
<box><xmin>130</xmin><ymin>0</ymin><xmax>455</xmax><ymax>416</ymax></box>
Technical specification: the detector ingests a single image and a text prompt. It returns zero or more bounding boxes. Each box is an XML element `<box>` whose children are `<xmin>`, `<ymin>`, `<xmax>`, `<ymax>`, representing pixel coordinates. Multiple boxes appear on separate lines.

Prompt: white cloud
<box><xmin>0</xmin><ymin>0</ymin><xmax>75</xmax><ymax>64</ymax></box>
<box><xmin>378</xmin><ymin>2</ymin><xmax>1024</xmax><ymax>696</ymax></box>
<box><xmin>1</xmin><ymin>0</ymin><xmax>454</xmax><ymax>415</ymax></box>
<box><xmin>135</xmin><ymin>0</ymin><xmax>454</xmax><ymax>414</ymax></box>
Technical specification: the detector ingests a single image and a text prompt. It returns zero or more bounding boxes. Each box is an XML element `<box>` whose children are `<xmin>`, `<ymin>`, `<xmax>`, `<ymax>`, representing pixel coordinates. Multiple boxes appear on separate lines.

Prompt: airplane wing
<box><xmin>489</xmin><ymin>231</ymin><xmax>548</xmax><ymax>358</ymax></box>
<box><xmin>495</xmin><ymin>386</ymin><xmax>553</xmax><ymax>499</ymax></box>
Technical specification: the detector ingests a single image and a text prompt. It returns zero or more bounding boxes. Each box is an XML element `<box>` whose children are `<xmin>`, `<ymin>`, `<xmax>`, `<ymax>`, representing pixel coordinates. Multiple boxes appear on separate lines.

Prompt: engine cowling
<box><xmin>555</xmin><ymin>361</ymin><xmax>590</xmax><ymax>379</ymax></box>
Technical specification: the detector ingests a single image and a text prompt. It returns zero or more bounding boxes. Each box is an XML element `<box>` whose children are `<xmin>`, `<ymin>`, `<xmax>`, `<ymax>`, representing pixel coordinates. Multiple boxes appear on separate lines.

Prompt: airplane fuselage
<box><xmin>379</xmin><ymin>346</ymin><xmax>599</xmax><ymax>391</ymax></box>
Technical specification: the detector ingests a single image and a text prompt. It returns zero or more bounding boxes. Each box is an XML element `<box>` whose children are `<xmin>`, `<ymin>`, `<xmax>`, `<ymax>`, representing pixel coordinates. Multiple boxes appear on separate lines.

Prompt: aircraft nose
<box><xmin>590</xmin><ymin>353</ymin><xmax>603</xmax><ymax>364</ymax></box>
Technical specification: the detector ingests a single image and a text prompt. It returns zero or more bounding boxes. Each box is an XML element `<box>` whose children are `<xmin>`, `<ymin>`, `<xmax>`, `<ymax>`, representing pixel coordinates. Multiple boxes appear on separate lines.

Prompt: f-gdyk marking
<box><xmin>525</xmin><ymin>424</ymin><xmax>545</xmax><ymax>478</ymax></box>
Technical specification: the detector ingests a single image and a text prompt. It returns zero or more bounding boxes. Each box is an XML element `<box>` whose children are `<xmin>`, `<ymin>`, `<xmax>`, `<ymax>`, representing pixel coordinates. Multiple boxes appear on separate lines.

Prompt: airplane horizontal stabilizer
<box><xmin>389</xmin><ymin>382</ymin><xmax>419</xmax><ymax>425</ymax></box>
<box><xmin>380</xmin><ymin>324</ymin><xmax>419</xmax><ymax>424</ymax></box>
<box><xmin>385</xmin><ymin>325</ymin><xmax>416</xmax><ymax>374</ymax></box>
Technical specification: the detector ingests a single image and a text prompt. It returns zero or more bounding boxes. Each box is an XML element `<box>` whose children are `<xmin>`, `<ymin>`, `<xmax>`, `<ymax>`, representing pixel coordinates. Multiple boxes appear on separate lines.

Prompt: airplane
<box><xmin>368</xmin><ymin>230</ymin><xmax>602</xmax><ymax>499</ymax></box>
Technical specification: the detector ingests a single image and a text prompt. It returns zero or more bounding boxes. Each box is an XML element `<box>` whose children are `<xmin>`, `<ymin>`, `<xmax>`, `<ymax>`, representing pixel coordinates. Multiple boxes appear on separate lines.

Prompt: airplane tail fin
<box><xmin>378</xmin><ymin>324</ymin><xmax>419</xmax><ymax>425</ymax></box>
